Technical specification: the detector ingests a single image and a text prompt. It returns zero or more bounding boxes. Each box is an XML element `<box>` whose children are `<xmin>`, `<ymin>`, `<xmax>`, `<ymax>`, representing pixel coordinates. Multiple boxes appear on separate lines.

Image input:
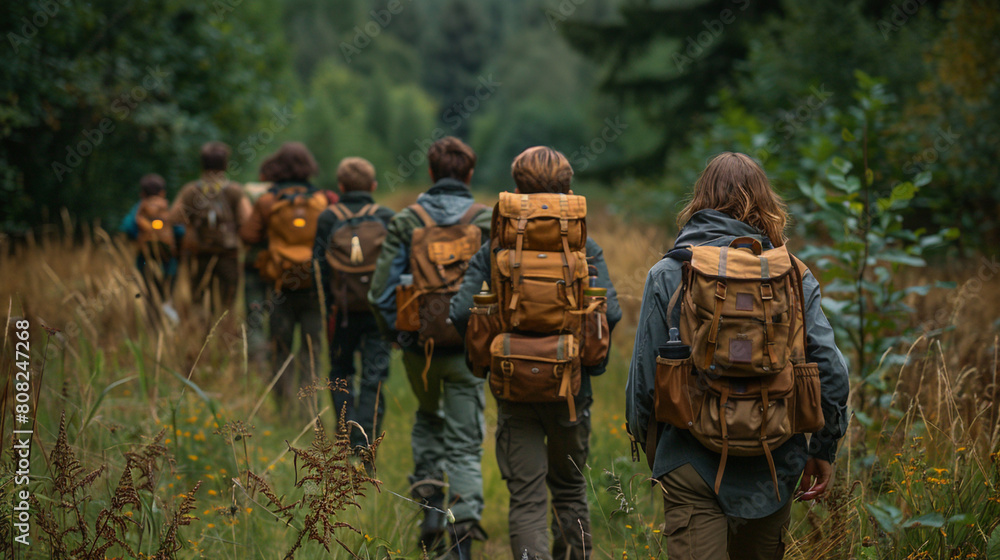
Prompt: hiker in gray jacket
<box><xmin>626</xmin><ymin>152</ymin><xmax>849</xmax><ymax>560</ymax></box>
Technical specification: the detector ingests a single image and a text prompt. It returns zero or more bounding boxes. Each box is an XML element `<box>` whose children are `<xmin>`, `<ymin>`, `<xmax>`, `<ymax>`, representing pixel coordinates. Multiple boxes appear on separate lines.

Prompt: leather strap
<box><xmin>329</xmin><ymin>203</ymin><xmax>353</xmax><ymax>221</ymax></box>
<box><xmin>421</xmin><ymin>338</ymin><xmax>434</xmax><ymax>392</ymax></box>
<box><xmin>714</xmin><ymin>383</ymin><xmax>731</xmax><ymax>494</ymax></box>
<box><xmin>409</xmin><ymin>203</ymin><xmax>436</xmax><ymax>227</ymax></box>
<box><xmin>704</xmin><ymin>280</ymin><xmax>726</xmax><ymax>369</ymax></box>
<box><xmin>759</xmin><ymin>386</ymin><xmax>781</xmax><ymax>500</ymax></box>
<box><xmin>459</xmin><ymin>202</ymin><xmax>488</xmax><ymax>225</ymax></box>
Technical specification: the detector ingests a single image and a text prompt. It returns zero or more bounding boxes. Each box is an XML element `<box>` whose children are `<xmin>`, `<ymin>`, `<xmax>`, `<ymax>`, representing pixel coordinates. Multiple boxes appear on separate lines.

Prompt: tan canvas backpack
<box><xmin>654</xmin><ymin>237</ymin><xmax>824</xmax><ymax>499</ymax></box>
<box><xmin>136</xmin><ymin>196</ymin><xmax>176</xmax><ymax>259</ymax></box>
<box><xmin>467</xmin><ymin>192</ymin><xmax>609</xmax><ymax>421</ymax></box>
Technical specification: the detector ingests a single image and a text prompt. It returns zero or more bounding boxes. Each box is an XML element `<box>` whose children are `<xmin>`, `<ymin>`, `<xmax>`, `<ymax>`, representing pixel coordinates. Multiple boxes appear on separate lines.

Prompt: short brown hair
<box><xmin>428</xmin><ymin>136</ymin><xmax>476</xmax><ymax>182</ymax></box>
<box><xmin>139</xmin><ymin>173</ymin><xmax>166</xmax><ymax>198</ymax></box>
<box><xmin>336</xmin><ymin>157</ymin><xmax>376</xmax><ymax>191</ymax></box>
<box><xmin>200</xmin><ymin>141</ymin><xmax>231</xmax><ymax>171</ymax></box>
<box><xmin>261</xmin><ymin>142</ymin><xmax>319</xmax><ymax>183</ymax></box>
<box><xmin>511</xmin><ymin>146</ymin><xmax>574</xmax><ymax>194</ymax></box>
<box><xmin>677</xmin><ymin>152</ymin><xmax>788</xmax><ymax>246</ymax></box>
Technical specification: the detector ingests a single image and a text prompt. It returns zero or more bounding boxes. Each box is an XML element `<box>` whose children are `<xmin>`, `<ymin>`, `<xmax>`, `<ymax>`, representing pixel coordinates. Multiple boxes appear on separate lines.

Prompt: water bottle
<box><xmin>658</xmin><ymin>327</ymin><xmax>691</xmax><ymax>360</ymax></box>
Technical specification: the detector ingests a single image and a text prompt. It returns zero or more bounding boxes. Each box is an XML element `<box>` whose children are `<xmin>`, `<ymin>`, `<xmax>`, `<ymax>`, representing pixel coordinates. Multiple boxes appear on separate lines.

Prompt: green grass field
<box><xmin>2</xmin><ymin>195</ymin><xmax>999</xmax><ymax>559</ymax></box>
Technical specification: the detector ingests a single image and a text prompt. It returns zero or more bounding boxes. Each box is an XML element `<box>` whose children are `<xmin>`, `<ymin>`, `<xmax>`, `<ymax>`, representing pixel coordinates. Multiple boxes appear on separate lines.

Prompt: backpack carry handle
<box><xmin>729</xmin><ymin>236</ymin><xmax>763</xmax><ymax>255</ymax></box>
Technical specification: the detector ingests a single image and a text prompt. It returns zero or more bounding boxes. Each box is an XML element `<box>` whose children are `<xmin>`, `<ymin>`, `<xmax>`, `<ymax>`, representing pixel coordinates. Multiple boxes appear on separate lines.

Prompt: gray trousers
<box><xmin>496</xmin><ymin>398</ymin><xmax>592</xmax><ymax>560</ymax></box>
<box><xmin>402</xmin><ymin>351</ymin><xmax>485</xmax><ymax>525</ymax></box>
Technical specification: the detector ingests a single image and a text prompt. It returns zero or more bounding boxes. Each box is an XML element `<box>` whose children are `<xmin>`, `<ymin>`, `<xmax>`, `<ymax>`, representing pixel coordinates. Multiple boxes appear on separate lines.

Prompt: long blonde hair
<box><xmin>677</xmin><ymin>152</ymin><xmax>788</xmax><ymax>246</ymax></box>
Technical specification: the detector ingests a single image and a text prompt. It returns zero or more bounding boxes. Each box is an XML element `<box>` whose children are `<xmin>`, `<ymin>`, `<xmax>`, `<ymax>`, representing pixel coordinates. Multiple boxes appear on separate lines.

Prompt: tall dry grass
<box><xmin>1</xmin><ymin>204</ymin><xmax>999</xmax><ymax>558</ymax></box>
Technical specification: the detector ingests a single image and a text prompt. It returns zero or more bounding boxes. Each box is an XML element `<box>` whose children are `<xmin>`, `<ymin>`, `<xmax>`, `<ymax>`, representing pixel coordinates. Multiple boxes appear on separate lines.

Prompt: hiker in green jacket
<box><xmin>368</xmin><ymin>137</ymin><xmax>491</xmax><ymax>559</ymax></box>
<box><xmin>626</xmin><ymin>152</ymin><xmax>850</xmax><ymax>560</ymax></box>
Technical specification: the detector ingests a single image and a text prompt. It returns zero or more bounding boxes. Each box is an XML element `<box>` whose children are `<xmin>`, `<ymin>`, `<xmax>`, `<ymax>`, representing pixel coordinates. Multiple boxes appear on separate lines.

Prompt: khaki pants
<box><xmin>660</xmin><ymin>464</ymin><xmax>790</xmax><ymax>560</ymax></box>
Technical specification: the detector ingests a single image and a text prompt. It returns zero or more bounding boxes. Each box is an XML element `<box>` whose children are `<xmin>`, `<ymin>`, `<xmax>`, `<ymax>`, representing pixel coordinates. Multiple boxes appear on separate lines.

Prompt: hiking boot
<box><xmin>410</xmin><ymin>478</ymin><xmax>447</xmax><ymax>555</ymax></box>
<box><xmin>449</xmin><ymin>520</ymin><xmax>487</xmax><ymax>560</ymax></box>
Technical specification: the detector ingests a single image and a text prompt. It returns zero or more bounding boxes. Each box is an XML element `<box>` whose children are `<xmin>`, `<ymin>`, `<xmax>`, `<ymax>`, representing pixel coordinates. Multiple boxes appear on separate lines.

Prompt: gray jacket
<box><xmin>625</xmin><ymin>209</ymin><xmax>849</xmax><ymax>518</ymax></box>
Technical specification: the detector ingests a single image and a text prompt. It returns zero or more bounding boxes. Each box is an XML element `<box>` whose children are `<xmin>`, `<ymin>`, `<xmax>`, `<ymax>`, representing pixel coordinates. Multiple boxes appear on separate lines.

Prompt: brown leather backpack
<box><xmin>188</xmin><ymin>179</ymin><xmax>240</xmax><ymax>254</ymax></box>
<box><xmin>398</xmin><ymin>202</ymin><xmax>487</xmax><ymax>345</ymax></box>
<box><xmin>325</xmin><ymin>203</ymin><xmax>387</xmax><ymax>314</ymax></box>
<box><xmin>260</xmin><ymin>185</ymin><xmax>328</xmax><ymax>291</ymax></box>
<box><xmin>476</xmin><ymin>192</ymin><xmax>608</xmax><ymax>421</ymax></box>
<box><xmin>136</xmin><ymin>196</ymin><xmax>176</xmax><ymax>259</ymax></box>
<box><xmin>654</xmin><ymin>237</ymin><xmax>824</xmax><ymax>499</ymax></box>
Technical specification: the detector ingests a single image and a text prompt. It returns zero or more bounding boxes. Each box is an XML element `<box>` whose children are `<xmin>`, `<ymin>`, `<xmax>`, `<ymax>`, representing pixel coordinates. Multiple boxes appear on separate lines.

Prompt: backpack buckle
<box><xmin>760</xmin><ymin>284</ymin><xmax>773</xmax><ymax>300</ymax></box>
<box><xmin>715</xmin><ymin>282</ymin><xmax>727</xmax><ymax>300</ymax></box>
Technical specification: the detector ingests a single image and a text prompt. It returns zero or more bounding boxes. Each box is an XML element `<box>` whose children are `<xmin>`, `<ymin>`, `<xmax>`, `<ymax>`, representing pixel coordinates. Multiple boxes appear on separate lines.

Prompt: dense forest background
<box><xmin>2</xmin><ymin>0</ymin><xmax>998</xmax><ymax>244</ymax></box>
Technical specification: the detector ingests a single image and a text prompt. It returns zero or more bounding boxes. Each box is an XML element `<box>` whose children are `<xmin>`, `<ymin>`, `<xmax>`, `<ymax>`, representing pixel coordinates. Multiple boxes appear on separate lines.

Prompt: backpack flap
<box><xmin>488</xmin><ymin>333</ymin><xmax>582</xmax><ymax>420</ymax></box>
<box><xmin>683</xmin><ymin>245</ymin><xmax>797</xmax><ymax>376</ymax></box>
<box><xmin>495</xmin><ymin>192</ymin><xmax>587</xmax><ymax>252</ymax></box>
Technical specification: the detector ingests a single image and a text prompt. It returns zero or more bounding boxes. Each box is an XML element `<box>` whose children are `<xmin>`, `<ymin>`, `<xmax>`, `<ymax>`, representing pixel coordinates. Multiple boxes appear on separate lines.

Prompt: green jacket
<box><xmin>367</xmin><ymin>178</ymin><xmax>491</xmax><ymax>353</ymax></box>
<box><xmin>450</xmin><ymin>235</ymin><xmax>623</xmax><ymax>400</ymax></box>
<box><xmin>626</xmin><ymin>209</ymin><xmax>850</xmax><ymax>519</ymax></box>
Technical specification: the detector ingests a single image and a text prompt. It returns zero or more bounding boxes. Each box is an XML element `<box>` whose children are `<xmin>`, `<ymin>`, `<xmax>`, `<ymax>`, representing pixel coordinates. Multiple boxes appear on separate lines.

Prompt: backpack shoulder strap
<box><xmin>459</xmin><ymin>202</ymin><xmax>488</xmax><ymax>225</ymax></box>
<box><xmin>786</xmin><ymin>247</ymin><xmax>810</xmax><ymax>349</ymax></box>
<box><xmin>363</xmin><ymin>203</ymin><xmax>380</xmax><ymax>217</ymax></box>
<box><xmin>328</xmin><ymin>203</ymin><xmax>352</xmax><ymax>221</ymax></box>
<box><xmin>409</xmin><ymin>203</ymin><xmax>436</xmax><ymax>227</ymax></box>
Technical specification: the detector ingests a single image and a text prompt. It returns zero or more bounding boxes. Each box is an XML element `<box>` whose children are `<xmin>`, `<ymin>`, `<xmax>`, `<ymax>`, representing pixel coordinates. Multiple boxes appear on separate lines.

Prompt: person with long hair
<box><xmin>626</xmin><ymin>152</ymin><xmax>849</xmax><ymax>559</ymax></box>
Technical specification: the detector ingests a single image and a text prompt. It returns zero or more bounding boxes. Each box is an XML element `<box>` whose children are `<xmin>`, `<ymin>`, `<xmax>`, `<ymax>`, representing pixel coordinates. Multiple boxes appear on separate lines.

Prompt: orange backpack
<box><xmin>260</xmin><ymin>185</ymin><xmax>328</xmax><ymax>291</ymax></box>
<box><xmin>136</xmin><ymin>196</ymin><xmax>176</xmax><ymax>259</ymax></box>
<box><xmin>654</xmin><ymin>237</ymin><xmax>824</xmax><ymax>498</ymax></box>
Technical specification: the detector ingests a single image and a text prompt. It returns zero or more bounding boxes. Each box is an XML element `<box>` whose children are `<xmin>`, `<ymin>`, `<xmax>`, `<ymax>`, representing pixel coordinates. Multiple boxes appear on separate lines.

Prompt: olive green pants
<box><xmin>496</xmin><ymin>398</ymin><xmax>592</xmax><ymax>560</ymax></box>
<box><xmin>402</xmin><ymin>351</ymin><xmax>485</xmax><ymax>525</ymax></box>
<box><xmin>660</xmin><ymin>464</ymin><xmax>791</xmax><ymax>560</ymax></box>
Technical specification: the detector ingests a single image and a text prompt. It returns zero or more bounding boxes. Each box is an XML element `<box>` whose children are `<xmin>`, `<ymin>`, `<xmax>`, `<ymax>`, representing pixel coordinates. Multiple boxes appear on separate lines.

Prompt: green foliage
<box><xmin>0</xmin><ymin>0</ymin><xmax>292</xmax><ymax>231</ymax></box>
<box><xmin>793</xmin><ymin>73</ymin><xmax>956</xmax><ymax>383</ymax></box>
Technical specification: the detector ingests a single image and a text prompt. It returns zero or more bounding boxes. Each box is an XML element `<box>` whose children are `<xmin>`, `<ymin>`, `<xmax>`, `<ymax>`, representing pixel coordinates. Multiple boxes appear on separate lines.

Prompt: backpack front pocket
<box><xmin>488</xmin><ymin>333</ymin><xmax>581</xmax><ymax>405</ymax></box>
<box><xmin>654</xmin><ymin>356</ymin><xmax>696</xmax><ymax>428</ymax></box>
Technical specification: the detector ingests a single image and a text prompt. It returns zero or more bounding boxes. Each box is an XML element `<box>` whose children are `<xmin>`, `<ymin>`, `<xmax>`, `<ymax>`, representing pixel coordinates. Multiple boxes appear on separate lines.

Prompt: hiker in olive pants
<box><xmin>495</xmin><ymin>398</ymin><xmax>592</xmax><ymax>559</ymax></box>
<box><xmin>369</xmin><ymin>137</ymin><xmax>490</xmax><ymax>557</ymax></box>
<box><xmin>401</xmin><ymin>349</ymin><xmax>486</xmax><ymax>529</ymax></box>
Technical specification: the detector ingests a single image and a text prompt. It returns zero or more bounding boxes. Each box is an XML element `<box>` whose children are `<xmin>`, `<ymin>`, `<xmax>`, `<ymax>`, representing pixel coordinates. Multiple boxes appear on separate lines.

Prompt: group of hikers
<box><xmin>120</xmin><ymin>136</ymin><xmax>849</xmax><ymax>560</ymax></box>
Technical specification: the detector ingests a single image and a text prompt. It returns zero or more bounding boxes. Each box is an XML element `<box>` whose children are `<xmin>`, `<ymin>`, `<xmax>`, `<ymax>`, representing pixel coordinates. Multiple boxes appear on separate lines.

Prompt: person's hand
<box><xmin>796</xmin><ymin>458</ymin><xmax>833</xmax><ymax>501</ymax></box>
